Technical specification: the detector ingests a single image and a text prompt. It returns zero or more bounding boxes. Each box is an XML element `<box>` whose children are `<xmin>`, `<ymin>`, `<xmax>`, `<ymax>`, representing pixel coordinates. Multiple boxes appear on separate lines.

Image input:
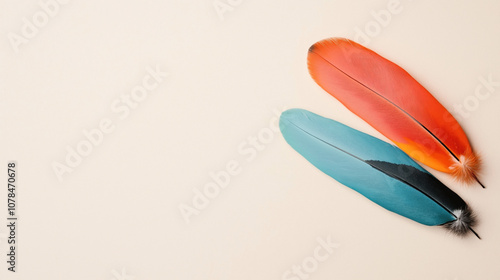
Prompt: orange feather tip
<box><xmin>450</xmin><ymin>152</ymin><xmax>483</xmax><ymax>187</ymax></box>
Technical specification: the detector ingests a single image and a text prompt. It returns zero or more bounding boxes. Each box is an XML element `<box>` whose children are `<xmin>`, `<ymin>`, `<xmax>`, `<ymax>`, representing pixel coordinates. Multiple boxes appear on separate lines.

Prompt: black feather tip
<box><xmin>443</xmin><ymin>205</ymin><xmax>480</xmax><ymax>239</ymax></box>
<box><xmin>308</xmin><ymin>44</ymin><xmax>316</xmax><ymax>53</ymax></box>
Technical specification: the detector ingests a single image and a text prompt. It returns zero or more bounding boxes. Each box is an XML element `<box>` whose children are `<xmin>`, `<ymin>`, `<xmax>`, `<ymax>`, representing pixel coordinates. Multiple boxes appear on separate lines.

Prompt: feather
<box><xmin>307</xmin><ymin>38</ymin><xmax>483</xmax><ymax>186</ymax></box>
<box><xmin>280</xmin><ymin>108</ymin><xmax>479</xmax><ymax>238</ymax></box>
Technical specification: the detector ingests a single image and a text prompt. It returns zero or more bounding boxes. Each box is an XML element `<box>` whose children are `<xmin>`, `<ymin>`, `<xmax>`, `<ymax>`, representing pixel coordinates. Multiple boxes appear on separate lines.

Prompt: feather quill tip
<box><xmin>443</xmin><ymin>207</ymin><xmax>480</xmax><ymax>239</ymax></box>
<box><xmin>450</xmin><ymin>152</ymin><xmax>483</xmax><ymax>188</ymax></box>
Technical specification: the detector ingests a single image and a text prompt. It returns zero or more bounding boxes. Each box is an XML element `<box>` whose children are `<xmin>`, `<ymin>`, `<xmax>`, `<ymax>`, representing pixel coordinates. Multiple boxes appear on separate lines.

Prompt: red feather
<box><xmin>307</xmin><ymin>38</ymin><xmax>482</xmax><ymax>186</ymax></box>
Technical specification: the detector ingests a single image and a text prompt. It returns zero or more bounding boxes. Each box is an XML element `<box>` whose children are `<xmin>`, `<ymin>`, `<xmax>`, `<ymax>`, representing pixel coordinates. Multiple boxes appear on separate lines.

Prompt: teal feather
<box><xmin>280</xmin><ymin>108</ymin><xmax>478</xmax><ymax>237</ymax></box>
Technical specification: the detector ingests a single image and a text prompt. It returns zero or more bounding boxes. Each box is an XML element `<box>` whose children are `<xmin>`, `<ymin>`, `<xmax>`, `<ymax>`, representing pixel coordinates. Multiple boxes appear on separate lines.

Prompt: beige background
<box><xmin>1</xmin><ymin>0</ymin><xmax>500</xmax><ymax>279</ymax></box>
